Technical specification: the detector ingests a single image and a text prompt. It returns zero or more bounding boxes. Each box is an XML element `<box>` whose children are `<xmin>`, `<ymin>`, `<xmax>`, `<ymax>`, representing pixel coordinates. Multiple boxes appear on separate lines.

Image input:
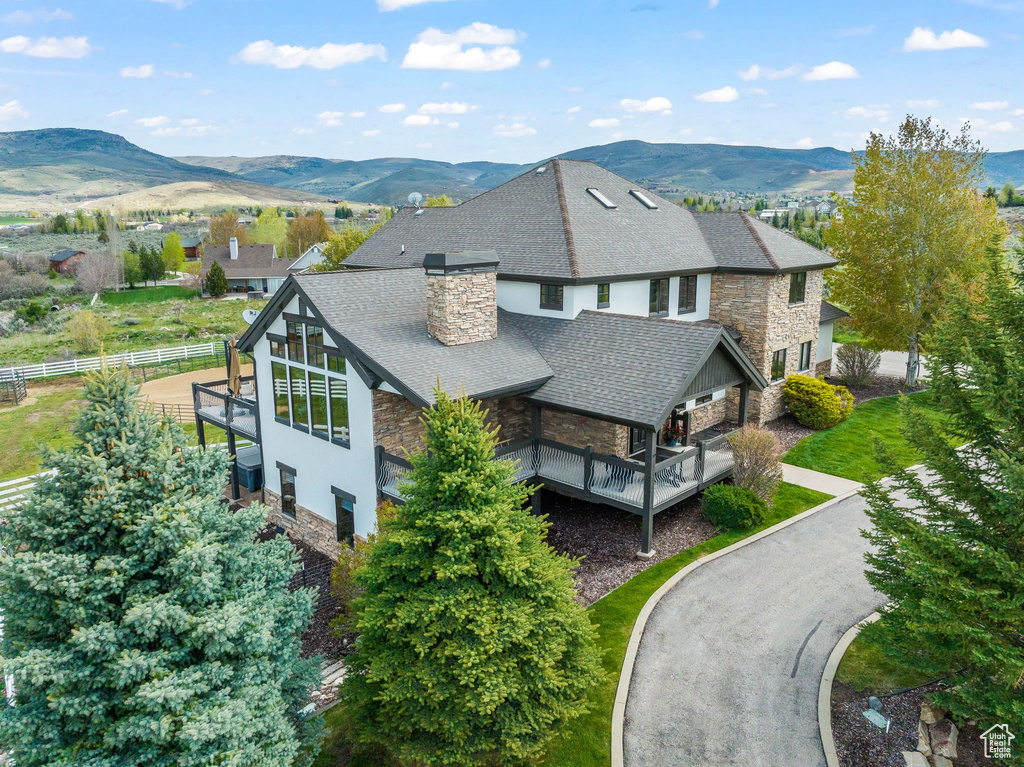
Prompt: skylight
<box><xmin>630</xmin><ymin>189</ymin><xmax>659</xmax><ymax>209</ymax></box>
<box><xmin>586</xmin><ymin>187</ymin><xmax>617</xmax><ymax>209</ymax></box>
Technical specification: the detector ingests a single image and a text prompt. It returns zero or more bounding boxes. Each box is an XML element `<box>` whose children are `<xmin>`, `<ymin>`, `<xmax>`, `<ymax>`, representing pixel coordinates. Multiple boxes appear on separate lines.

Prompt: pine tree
<box><xmin>0</xmin><ymin>365</ymin><xmax>321</xmax><ymax>766</ymax></box>
<box><xmin>342</xmin><ymin>390</ymin><xmax>602</xmax><ymax>767</ymax></box>
<box><xmin>862</xmin><ymin>239</ymin><xmax>1024</xmax><ymax>740</ymax></box>
<box><xmin>205</xmin><ymin>260</ymin><xmax>228</xmax><ymax>297</ymax></box>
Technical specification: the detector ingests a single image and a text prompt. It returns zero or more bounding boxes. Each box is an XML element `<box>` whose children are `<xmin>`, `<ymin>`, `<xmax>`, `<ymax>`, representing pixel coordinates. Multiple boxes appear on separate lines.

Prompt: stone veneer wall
<box><xmin>264</xmin><ymin>488</ymin><xmax>341</xmax><ymax>561</ymax></box>
<box><xmin>426</xmin><ymin>272</ymin><xmax>498</xmax><ymax>346</ymax></box>
<box><xmin>541</xmin><ymin>409</ymin><xmax>630</xmax><ymax>458</ymax></box>
<box><xmin>709</xmin><ymin>269</ymin><xmax>824</xmax><ymax>423</ymax></box>
<box><xmin>815</xmin><ymin>359</ymin><xmax>833</xmax><ymax>378</ymax></box>
<box><xmin>688</xmin><ymin>398</ymin><xmax>728</xmax><ymax>434</ymax></box>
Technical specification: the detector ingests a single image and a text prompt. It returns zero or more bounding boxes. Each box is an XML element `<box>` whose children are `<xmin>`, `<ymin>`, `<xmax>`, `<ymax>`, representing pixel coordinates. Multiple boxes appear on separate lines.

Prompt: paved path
<box><xmin>623</xmin><ymin>493</ymin><xmax>884</xmax><ymax>767</ymax></box>
<box><xmin>831</xmin><ymin>344</ymin><xmax>928</xmax><ymax>381</ymax></box>
<box><xmin>781</xmin><ymin>463</ymin><xmax>864</xmax><ymax>496</ymax></box>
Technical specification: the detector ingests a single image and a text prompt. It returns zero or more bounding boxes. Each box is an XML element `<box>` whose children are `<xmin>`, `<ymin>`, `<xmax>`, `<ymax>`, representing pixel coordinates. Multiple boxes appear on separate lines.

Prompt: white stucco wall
<box><xmin>817</xmin><ymin>321</ymin><xmax>834</xmax><ymax>363</ymax></box>
<box><xmin>497</xmin><ymin>280</ymin><xmax>579</xmax><ymax>318</ymax></box>
<box><xmin>254</xmin><ymin>295</ymin><xmax>379</xmax><ymax>540</ymax></box>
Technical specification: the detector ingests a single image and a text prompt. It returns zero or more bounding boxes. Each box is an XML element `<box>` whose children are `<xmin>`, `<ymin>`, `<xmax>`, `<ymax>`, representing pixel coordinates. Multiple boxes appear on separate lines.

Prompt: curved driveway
<box><xmin>623</xmin><ymin>492</ymin><xmax>884</xmax><ymax>766</ymax></box>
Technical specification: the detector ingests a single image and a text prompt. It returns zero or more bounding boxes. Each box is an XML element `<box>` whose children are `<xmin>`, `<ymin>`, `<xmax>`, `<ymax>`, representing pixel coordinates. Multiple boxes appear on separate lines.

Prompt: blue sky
<box><xmin>0</xmin><ymin>0</ymin><xmax>1020</xmax><ymax>162</ymax></box>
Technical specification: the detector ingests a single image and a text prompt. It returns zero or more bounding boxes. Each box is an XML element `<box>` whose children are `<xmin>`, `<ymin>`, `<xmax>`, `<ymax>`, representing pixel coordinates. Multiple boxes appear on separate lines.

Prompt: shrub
<box><xmin>330</xmin><ymin>500</ymin><xmax>398</xmax><ymax>637</ymax></box>
<box><xmin>121</xmin><ymin>316</ymin><xmax>142</xmax><ymax>326</ymax></box>
<box><xmin>701</xmin><ymin>483</ymin><xmax>768</xmax><ymax>530</ymax></box>
<box><xmin>836</xmin><ymin>342</ymin><xmax>881</xmax><ymax>388</ymax></box>
<box><xmin>783</xmin><ymin>374</ymin><xmax>854</xmax><ymax>430</ymax></box>
<box><xmin>67</xmin><ymin>310</ymin><xmax>107</xmax><ymax>353</ymax></box>
<box><xmin>727</xmin><ymin>425</ymin><xmax>783</xmax><ymax>503</ymax></box>
<box><xmin>14</xmin><ymin>302</ymin><xmax>48</xmax><ymax>325</ymax></box>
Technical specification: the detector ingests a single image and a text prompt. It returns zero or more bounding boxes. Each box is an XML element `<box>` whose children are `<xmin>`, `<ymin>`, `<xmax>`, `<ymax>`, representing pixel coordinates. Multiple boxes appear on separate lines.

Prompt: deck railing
<box><xmin>193</xmin><ymin>377</ymin><xmax>259</xmax><ymax>441</ymax></box>
<box><xmin>377</xmin><ymin>434</ymin><xmax>734</xmax><ymax>513</ymax></box>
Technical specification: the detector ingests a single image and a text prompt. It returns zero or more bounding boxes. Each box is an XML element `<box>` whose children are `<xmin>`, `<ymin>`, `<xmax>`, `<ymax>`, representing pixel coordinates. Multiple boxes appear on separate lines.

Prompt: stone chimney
<box><xmin>423</xmin><ymin>251</ymin><xmax>499</xmax><ymax>346</ymax></box>
<box><xmin>229</xmin><ymin>236</ymin><xmax>239</xmax><ymax>260</ymax></box>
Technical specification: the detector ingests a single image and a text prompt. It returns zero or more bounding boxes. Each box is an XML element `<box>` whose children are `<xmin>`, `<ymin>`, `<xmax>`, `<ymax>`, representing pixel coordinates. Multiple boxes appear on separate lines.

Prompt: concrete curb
<box><xmin>818</xmin><ymin>611</ymin><xmax>882</xmax><ymax>767</ymax></box>
<box><xmin>610</xmin><ymin>486</ymin><xmax>863</xmax><ymax>767</ymax></box>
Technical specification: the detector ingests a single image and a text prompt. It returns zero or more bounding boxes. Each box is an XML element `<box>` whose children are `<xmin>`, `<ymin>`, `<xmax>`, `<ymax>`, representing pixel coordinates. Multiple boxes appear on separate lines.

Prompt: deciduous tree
<box><xmin>250</xmin><ymin>207</ymin><xmax>289</xmax><ymax>254</ymax></box>
<box><xmin>285</xmin><ymin>210</ymin><xmax>331</xmax><ymax>260</ymax></box>
<box><xmin>208</xmin><ymin>211</ymin><xmax>253</xmax><ymax>245</ymax></box>
<box><xmin>161</xmin><ymin>231</ymin><xmax>185</xmax><ymax>274</ymax></box>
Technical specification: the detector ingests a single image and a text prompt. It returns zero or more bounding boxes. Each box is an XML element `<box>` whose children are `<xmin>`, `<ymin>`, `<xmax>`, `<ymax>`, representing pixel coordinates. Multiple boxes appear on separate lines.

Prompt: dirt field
<box><xmin>140</xmin><ymin>364</ymin><xmax>253</xmax><ymax>407</ymax></box>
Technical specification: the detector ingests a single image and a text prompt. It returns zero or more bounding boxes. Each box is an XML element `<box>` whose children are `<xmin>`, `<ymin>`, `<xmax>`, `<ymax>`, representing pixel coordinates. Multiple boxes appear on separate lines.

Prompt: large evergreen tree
<box><xmin>342</xmin><ymin>391</ymin><xmax>602</xmax><ymax>767</ymax></box>
<box><xmin>205</xmin><ymin>260</ymin><xmax>228</xmax><ymax>297</ymax></box>
<box><xmin>862</xmin><ymin>240</ymin><xmax>1024</xmax><ymax>740</ymax></box>
<box><xmin>0</xmin><ymin>365</ymin><xmax>321</xmax><ymax>766</ymax></box>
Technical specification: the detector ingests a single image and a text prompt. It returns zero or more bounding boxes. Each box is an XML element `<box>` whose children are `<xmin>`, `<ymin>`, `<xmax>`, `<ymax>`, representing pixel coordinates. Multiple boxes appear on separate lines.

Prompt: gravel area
<box><xmin>763</xmin><ymin>413</ymin><xmax>816</xmax><ymax>452</ymax></box>
<box><xmin>541</xmin><ymin>489</ymin><xmax>718</xmax><ymax>606</ymax></box>
<box><xmin>831</xmin><ymin>682</ymin><xmax>987</xmax><ymax>767</ymax></box>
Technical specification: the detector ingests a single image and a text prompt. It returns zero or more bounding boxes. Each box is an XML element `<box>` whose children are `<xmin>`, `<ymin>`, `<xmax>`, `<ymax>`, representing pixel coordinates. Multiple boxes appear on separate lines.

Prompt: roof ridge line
<box><xmin>740</xmin><ymin>212</ymin><xmax>779</xmax><ymax>270</ymax></box>
<box><xmin>552</xmin><ymin>159</ymin><xmax>581</xmax><ymax>279</ymax></box>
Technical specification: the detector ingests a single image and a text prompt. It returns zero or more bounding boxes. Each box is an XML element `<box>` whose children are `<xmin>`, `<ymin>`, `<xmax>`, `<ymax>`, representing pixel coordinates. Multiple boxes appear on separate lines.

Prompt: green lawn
<box><xmin>784</xmin><ymin>391</ymin><xmax>958</xmax><ymax>484</ymax></box>
<box><xmin>836</xmin><ymin>619</ymin><xmax>935</xmax><ymax>694</ymax></box>
<box><xmin>102</xmin><ymin>285</ymin><xmax>200</xmax><ymax>305</ymax></box>
<box><xmin>316</xmin><ymin>482</ymin><xmax>834</xmax><ymax>767</ymax></box>
<box><xmin>0</xmin><ymin>384</ymin><xmax>85</xmax><ymax>481</ymax></box>
<box><xmin>831</xmin><ymin>320</ymin><xmax>866</xmax><ymax>345</ymax></box>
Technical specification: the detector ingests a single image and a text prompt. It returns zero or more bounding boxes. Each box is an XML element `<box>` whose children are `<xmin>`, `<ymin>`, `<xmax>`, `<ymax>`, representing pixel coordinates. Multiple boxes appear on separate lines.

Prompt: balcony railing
<box><xmin>193</xmin><ymin>377</ymin><xmax>259</xmax><ymax>441</ymax></box>
<box><xmin>376</xmin><ymin>433</ymin><xmax>734</xmax><ymax>514</ymax></box>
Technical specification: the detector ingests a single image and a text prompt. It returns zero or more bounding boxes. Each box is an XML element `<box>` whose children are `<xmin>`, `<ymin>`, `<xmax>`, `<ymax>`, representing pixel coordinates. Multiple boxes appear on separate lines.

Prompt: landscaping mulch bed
<box><xmin>541</xmin><ymin>489</ymin><xmax>717</xmax><ymax>606</ymax></box>
<box><xmin>831</xmin><ymin>681</ymin><xmax>987</xmax><ymax>767</ymax></box>
<box><xmin>829</xmin><ymin>375</ymin><xmax>927</xmax><ymax>406</ymax></box>
<box><xmin>763</xmin><ymin>413</ymin><xmax>815</xmax><ymax>453</ymax></box>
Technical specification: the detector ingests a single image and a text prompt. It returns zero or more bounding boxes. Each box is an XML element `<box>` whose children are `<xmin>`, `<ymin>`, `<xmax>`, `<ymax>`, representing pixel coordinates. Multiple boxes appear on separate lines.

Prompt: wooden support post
<box><xmin>738</xmin><ymin>382</ymin><xmax>750</xmax><ymax>426</ymax></box>
<box><xmin>227</xmin><ymin>430</ymin><xmax>240</xmax><ymax>501</ymax></box>
<box><xmin>683</xmin><ymin>410</ymin><xmax>693</xmax><ymax>446</ymax></box>
<box><xmin>639</xmin><ymin>428</ymin><xmax>656</xmax><ymax>559</ymax></box>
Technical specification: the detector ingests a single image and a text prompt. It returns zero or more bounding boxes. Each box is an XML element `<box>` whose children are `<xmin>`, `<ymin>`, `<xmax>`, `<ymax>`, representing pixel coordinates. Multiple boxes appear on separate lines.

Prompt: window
<box><xmin>289</xmin><ymin>367</ymin><xmax>308</xmax><ymax>429</ymax></box>
<box><xmin>597</xmin><ymin>283</ymin><xmax>610</xmax><ymax>309</ymax></box>
<box><xmin>695</xmin><ymin>393</ymin><xmax>713</xmax><ymax>405</ymax></box>
<box><xmin>771</xmin><ymin>348</ymin><xmax>787</xmax><ymax>382</ymax></box>
<box><xmin>789</xmin><ymin>272</ymin><xmax>807</xmax><ymax>305</ymax></box>
<box><xmin>286</xmin><ymin>320</ymin><xmax>304</xmax><ymax>363</ymax></box>
<box><xmin>334</xmin><ymin>492</ymin><xmax>355</xmax><ymax>548</ymax></box>
<box><xmin>649</xmin><ymin>278</ymin><xmax>669</xmax><ymax>316</ymax></box>
<box><xmin>799</xmin><ymin>341</ymin><xmax>812</xmax><ymax>372</ymax></box>
<box><xmin>540</xmin><ymin>284</ymin><xmax>564</xmax><ymax>311</ymax></box>
<box><xmin>678</xmin><ymin>275</ymin><xmax>697</xmax><ymax>314</ymax></box>
<box><xmin>306</xmin><ymin>324</ymin><xmax>325</xmax><ymax>368</ymax></box>
<box><xmin>272</xmin><ymin>362</ymin><xmax>290</xmax><ymax>422</ymax></box>
<box><xmin>326</xmin><ymin>348</ymin><xmax>346</xmax><ymax>375</ymax></box>
<box><xmin>269</xmin><ymin>336</ymin><xmax>286</xmax><ymax>359</ymax></box>
<box><xmin>329</xmin><ymin>378</ymin><xmax>350</xmax><ymax>444</ymax></box>
<box><xmin>629</xmin><ymin>427</ymin><xmax>648</xmax><ymax>456</ymax></box>
<box><xmin>309</xmin><ymin>372</ymin><xmax>329</xmax><ymax>438</ymax></box>
<box><xmin>279</xmin><ymin>465</ymin><xmax>296</xmax><ymax>519</ymax></box>
<box><xmin>629</xmin><ymin>189</ymin><xmax>658</xmax><ymax>209</ymax></box>
<box><xmin>586</xmin><ymin>187</ymin><xmax>617</xmax><ymax>209</ymax></box>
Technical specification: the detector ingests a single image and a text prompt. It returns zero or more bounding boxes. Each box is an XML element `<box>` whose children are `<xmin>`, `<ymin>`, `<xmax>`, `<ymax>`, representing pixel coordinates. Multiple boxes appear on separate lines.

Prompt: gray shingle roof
<box><xmin>345</xmin><ymin>159</ymin><xmax>836</xmax><ymax>280</ymax></box>
<box><xmin>50</xmin><ymin>249</ymin><xmax>84</xmax><ymax>262</ymax></box>
<box><xmin>293</xmin><ymin>269</ymin><xmax>554</xmax><ymax>406</ymax></box>
<box><xmin>819</xmin><ymin>300</ymin><xmax>849</xmax><ymax>323</ymax></box>
<box><xmin>202</xmin><ymin>244</ymin><xmax>293</xmax><ymax>279</ymax></box>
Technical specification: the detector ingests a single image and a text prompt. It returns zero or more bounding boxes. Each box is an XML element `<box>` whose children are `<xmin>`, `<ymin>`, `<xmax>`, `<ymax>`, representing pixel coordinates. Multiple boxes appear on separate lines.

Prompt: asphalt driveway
<box><xmin>623</xmin><ymin>492</ymin><xmax>885</xmax><ymax>766</ymax></box>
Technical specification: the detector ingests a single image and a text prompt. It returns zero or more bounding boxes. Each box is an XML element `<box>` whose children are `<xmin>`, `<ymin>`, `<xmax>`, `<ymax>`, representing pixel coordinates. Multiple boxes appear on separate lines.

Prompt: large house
<box><xmin>196</xmin><ymin>160</ymin><xmax>844</xmax><ymax>561</ymax></box>
<box><xmin>200</xmin><ymin>238</ymin><xmax>295</xmax><ymax>294</ymax></box>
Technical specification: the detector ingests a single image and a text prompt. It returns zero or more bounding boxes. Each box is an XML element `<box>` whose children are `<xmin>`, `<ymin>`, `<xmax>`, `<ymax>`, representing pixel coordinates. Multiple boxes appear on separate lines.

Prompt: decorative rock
<box><xmin>929</xmin><ymin>720</ymin><xmax>958</xmax><ymax>759</ymax></box>
<box><xmin>920</xmin><ymin>703</ymin><xmax>945</xmax><ymax>724</ymax></box>
<box><xmin>864</xmin><ymin>709</ymin><xmax>889</xmax><ymax>729</ymax></box>
<box><xmin>930</xmin><ymin>756</ymin><xmax>953</xmax><ymax>767</ymax></box>
<box><xmin>917</xmin><ymin>719</ymin><xmax>932</xmax><ymax>757</ymax></box>
<box><xmin>902</xmin><ymin>751</ymin><xmax>929</xmax><ymax>767</ymax></box>
<box><xmin>869</xmin><ymin>695</ymin><xmax>883</xmax><ymax>712</ymax></box>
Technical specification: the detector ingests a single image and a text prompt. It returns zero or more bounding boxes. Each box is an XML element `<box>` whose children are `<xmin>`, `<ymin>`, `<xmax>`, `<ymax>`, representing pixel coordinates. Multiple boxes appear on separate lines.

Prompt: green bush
<box><xmin>14</xmin><ymin>302</ymin><xmax>48</xmax><ymax>325</ymax></box>
<box><xmin>783</xmin><ymin>374</ymin><xmax>854</xmax><ymax>430</ymax></box>
<box><xmin>701</xmin><ymin>483</ymin><xmax>768</xmax><ymax>530</ymax></box>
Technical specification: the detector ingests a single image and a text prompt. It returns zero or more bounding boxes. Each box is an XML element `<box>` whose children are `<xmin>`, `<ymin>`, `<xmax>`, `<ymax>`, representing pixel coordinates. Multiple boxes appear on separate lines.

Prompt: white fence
<box><xmin>0</xmin><ymin>342</ymin><xmax>220</xmax><ymax>381</ymax></box>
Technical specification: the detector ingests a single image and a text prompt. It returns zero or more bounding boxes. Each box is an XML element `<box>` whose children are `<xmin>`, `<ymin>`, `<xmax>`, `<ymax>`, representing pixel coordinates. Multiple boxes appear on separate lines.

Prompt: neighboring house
<box><xmin>200</xmin><ymin>238</ymin><xmax>292</xmax><ymax>294</ymax></box>
<box><xmin>801</xmin><ymin>200</ymin><xmax>839</xmax><ymax>218</ymax></box>
<box><xmin>180</xmin><ymin>234</ymin><xmax>205</xmax><ymax>261</ymax></box>
<box><xmin>818</xmin><ymin>300</ymin><xmax>849</xmax><ymax>372</ymax></box>
<box><xmin>199</xmin><ymin>159</ymin><xmax>840</xmax><ymax>561</ymax></box>
<box><xmin>49</xmin><ymin>249</ymin><xmax>85</xmax><ymax>274</ymax></box>
<box><xmin>288</xmin><ymin>242</ymin><xmax>328</xmax><ymax>273</ymax></box>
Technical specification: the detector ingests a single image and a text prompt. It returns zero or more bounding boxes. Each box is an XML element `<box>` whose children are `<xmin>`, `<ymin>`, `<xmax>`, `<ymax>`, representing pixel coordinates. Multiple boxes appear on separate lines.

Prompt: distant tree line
<box><xmin>984</xmin><ymin>181</ymin><xmax>1023</xmax><ymax>207</ymax></box>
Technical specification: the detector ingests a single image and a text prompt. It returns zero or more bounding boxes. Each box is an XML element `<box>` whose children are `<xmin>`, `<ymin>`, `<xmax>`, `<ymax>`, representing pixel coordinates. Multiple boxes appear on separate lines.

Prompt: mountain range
<box><xmin>2</xmin><ymin>128</ymin><xmax>1023</xmax><ymax>211</ymax></box>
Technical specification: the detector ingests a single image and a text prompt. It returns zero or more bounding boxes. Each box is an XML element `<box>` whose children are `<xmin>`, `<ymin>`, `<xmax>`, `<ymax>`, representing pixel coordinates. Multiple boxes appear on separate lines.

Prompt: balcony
<box><xmin>192</xmin><ymin>376</ymin><xmax>260</xmax><ymax>442</ymax></box>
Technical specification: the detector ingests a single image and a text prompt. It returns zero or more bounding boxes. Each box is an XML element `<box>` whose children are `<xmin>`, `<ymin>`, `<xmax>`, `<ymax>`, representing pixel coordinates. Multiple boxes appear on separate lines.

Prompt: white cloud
<box><xmin>610</xmin><ymin>131</ymin><xmax>624</xmax><ymax>140</ymax></box>
<box><xmin>620</xmin><ymin>96</ymin><xmax>672</xmax><ymax>114</ymax></box>
<box><xmin>378</xmin><ymin>102</ymin><xmax>406</xmax><ymax>113</ymax></box>
<box><xmin>403</xmin><ymin>114</ymin><xmax>439</xmax><ymax>126</ymax></box>
<box><xmin>682</xmin><ymin>30</ymin><xmax>704</xmax><ymax>40</ymax></box>
<box><xmin>1014</xmin><ymin>109</ymin><xmax>1024</xmax><ymax>117</ymax></box>
<box><xmin>292</xmin><ymin>127</ymin><xmax>314</xmax><ymax>135</ymax></box>
<box><xmin>803</xmin><ymin>61</ymin><xmax>859</xmax><ymax>80</ymax></box>
<box><xmin>589</xmin><ymin>117</ymin><xmax>620</xmax><ymax>128</ymax></box>
<box><xmin>991</xmin><ymin>120</ymin><xmax>1015</xmax><ymax>131</ymax></box>
<box><xmin>537</xmin><ymin>58</ymin><xmax>551</xmax><ymax>69</ymax></box>
<box><xmin>906</xmin><ymin>99</ymin><xmax>941</xmax><ymax>108</ymax></box>
<box><xmin>402</xmin><ymin>22</ymin><xmax>521</xmax><ymax>71</ymax></box>
<box><xmin>738</xmin><ymin>64</ymin><xmax>761</xmax><ymax>81</ymax></box>
<box><xmin>971</xmin><ymin>100</ymin><xmax>1009</xmax><ymax>110</ymax></box>
<box><xmin>708</xmin><ymin>0</ymin><xmax>719</xmax><ymax>6</ymax></box>
<box><xmin>679</xmin><ymin>128</ymin><xmax>694</xmax><ymax>136</ymax></box>
<box><xmin>694</xmin><ymin>85</ymin><xmax>739</xmax><ymax>103</ymax></box>
<box><xmin>446</xmin><ymin>121</ymin><xmax>459</xmax><ymax>128</ymax></box>
<box><xmin>238</xmin><ymin>40</ymin><xmax>386</xmax><ymax>69</ymax></box>
<box><xmin>2</xmin><ymin>8</ymin><xmax>73</xmax><ymax>24</ymax></box>
<box><xmin>134</xmin><ymin>115</ymin><xmax>170</xmax><ymax>127</ymax></box>
<box><xmin>796</xmin><ymin>137</ymin><xmax>814</xmax><ymax>148</ymax></box>
<box><xmin>151</xmin><ymin>121</ymin><xmax>225</xmax><ymax>137</ymax></box>
<box><xmin>164</xmin><ymin>70</ymin><xmax>194</xmax><ymax>79</ymax></box>
<box><xmin>198</xmin><ymin>88</ymin><xmax>214</xmax><ymax>96</ymax></box>
<box><xmin>416</xmin><ymin>142</ymin><xmax>432</xmax><ymax>149</ymax></box>
<box><xmin>566</xmin><ymin>106</ymin><xmax>581</xmax><ymax>114</ymax></box>
<box><xmin>494</xmin><ymin>122</ymin><xmax>537</xmax><ymax>137</ymax></box>
<box><xmin>317</xmin><ymin>110</ymin><xmax>345</xmax><ymax>127</ymax></box>
<box><xmin>903</xmin><ymin>27</ymin><xmax>987</xmax><ymax>52</ymax></box>
<box><xmin>147</xmin><ymin>0</ymin><xmax>192</xmax><ymax>8</ymax></box>
<box><xmin>377</xmin><ymin>0</ymin><xmax>455</xmax><ymax>10</ymax></box>
<box><xmin>0</xmin><ymin>35</ymin><xmax>92</xmax><ymax>58</ymax></box>
<box><xmin>0</xmin><ymin>99</ymin><xmax>28</xmax><ymax>122</ymax></box>
<box><xmin>746</xmin><ymin>87</ymin><xmax>769</xmax><ymax>96</ymax></box>
<box><xmin>440</xmin><ymin>81</ymin><xmax>453</xmax><ymax>89</ymax></box>
<box><xmin>119</xmin><ymin>64</ymin><xmax>153</xmax><ymax>79</ymax></box>
<box><xmin>350</xmin><ymin>111</ymin><xmax>366</xmax><ymax>118</ymax></box>
<box><xmin>960</xmin><ymin>116</ymin><xmax>1016</xmax><ymax>132</ymax></box>
<box><xmin>362</xmin><ymin>129</ymin><xmax>382</xmax><ymax>137</ymax></box>
<box><xmin>845</xmin><ymin>105</ymin><xmax>889</xmax><ymax>120</ymax></box>
<box><xmin>738</xmin><ymin>63</ymin><xmax>798</xmax><ymax>81</ymax></box>
<box><xmin>106</xmin><ymin>108</ymin><xmax>128</xmax><ymax>118</ymax></box>
<box><xmin>418</xmin><ymin>101</ymin><xmax>472</xmax><ymax>114</ymax></box>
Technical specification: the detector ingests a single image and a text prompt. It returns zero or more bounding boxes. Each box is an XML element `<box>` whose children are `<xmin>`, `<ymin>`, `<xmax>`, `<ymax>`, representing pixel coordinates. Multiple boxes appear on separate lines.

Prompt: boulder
<box><xmin>930</xmin><ymin>756</ymin><xmax>953</xmax><ymax>767</ymax></box>
<box><xmin>869</xmin><ymin>695</ymin><xmax>883</xmax><ymax>712</ymax></box>
<box><xmin>920</xmin><ymin>703</ymin><xmax>945</xmax><ymax>724</ymax></box>
<box><xmin>917</xmin><ymin>719</ymin><xmax>932</xmax><ymax>757</ymax></box>
<box><xmin>902</xmin><ymin>751</ymin><xmax>929</xmax><ymax>767</ymax></box>
<box><xmin>929</xmin><ymin>720</ymin><xmax>958</xmax><ymax>759</ymax></box>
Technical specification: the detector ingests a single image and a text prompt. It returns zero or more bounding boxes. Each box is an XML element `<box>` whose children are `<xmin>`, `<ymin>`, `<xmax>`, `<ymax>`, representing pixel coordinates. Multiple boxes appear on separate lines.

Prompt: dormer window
<box><xmin>586</xmin><ymin>188</ymin><xmax>617</xmax><ymax>209</ymax></box>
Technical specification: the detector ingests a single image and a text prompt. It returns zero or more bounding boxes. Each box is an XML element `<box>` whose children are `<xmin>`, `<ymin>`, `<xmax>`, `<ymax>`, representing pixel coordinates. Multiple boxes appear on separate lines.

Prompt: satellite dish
<box><xmin>407</xmin><ymin>192</ymin><xmax>424</xmax><ymax>207</ymax></box>
<box><xmin>242</xmin><ymin>309</ymin><xmax>260</xmax><ymax>326</ymax></box>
